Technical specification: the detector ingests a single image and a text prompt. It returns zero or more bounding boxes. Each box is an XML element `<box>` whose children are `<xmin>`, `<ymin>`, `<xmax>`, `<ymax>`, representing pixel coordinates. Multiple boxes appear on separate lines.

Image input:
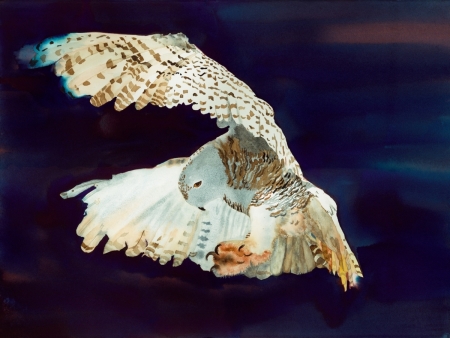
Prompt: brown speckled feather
<box><xmin>25</xmin><ymin>32</ymin><xmax>301</xmax><ymax>175</ymax></box>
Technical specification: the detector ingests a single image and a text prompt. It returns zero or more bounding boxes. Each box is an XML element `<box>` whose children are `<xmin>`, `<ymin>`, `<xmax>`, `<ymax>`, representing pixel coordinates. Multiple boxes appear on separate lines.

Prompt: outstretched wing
<box><xmin>19</xmin><ymin>32</ymin><xmax>301</xmax><ymax>175</ymax></box>
<box><xmin>62</xmin><ymin>158</ymin><xmax>251</xmax><ymax>271</ymax></box>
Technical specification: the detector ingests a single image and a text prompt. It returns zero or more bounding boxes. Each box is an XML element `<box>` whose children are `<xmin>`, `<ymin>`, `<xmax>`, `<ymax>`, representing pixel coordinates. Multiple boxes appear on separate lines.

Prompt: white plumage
<box><xmin>20</xmin><ymin>32</ymin><xmax>362</xmax><ymax>290</ymax></box>
<box><xmin>63</xmin><ymin>158</ymin><xmax>251</xmax><ymax>272</ymax></box>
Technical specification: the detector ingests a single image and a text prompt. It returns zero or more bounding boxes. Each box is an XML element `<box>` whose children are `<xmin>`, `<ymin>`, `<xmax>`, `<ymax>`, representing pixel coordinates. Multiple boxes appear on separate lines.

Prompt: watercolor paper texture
<box><xmin>1</xmin><ymin>1</ymin><xmax>449</xmax><ymax>337</ymax></box>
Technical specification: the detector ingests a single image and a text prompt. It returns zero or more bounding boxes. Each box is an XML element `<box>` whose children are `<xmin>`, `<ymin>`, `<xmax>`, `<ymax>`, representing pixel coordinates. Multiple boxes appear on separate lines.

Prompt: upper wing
<box><xmin>20</xmin><ymin>32</ymin><xmax>301</xmax><ymax>175</ymax></box>
<box><xmin>62</xmin><ymin>158</ymin><xmax>251</xmax><ymax>271</ymax></box>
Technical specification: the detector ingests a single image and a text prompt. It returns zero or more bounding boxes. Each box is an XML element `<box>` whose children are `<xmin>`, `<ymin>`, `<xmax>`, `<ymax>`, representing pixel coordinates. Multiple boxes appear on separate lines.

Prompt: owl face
<box><xmin>178</xmin><ymin>144</ymin><xmax>227</xmax><ymax>210</ymax></box>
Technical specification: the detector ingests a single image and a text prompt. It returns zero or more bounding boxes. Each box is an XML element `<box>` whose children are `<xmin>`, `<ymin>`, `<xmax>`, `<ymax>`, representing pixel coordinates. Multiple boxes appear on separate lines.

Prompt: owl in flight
<box><xmin>20</xmin><ymin>32</ymin><xmax>362</xmax><ymax>290</ymax></box>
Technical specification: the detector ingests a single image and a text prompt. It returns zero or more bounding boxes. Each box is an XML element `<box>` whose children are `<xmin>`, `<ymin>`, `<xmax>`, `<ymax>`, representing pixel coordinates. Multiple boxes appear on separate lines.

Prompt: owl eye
<box><xmin>193</xmin><ymin>181</ymin><xmax>202</xmax><ymax>188</ymax></box>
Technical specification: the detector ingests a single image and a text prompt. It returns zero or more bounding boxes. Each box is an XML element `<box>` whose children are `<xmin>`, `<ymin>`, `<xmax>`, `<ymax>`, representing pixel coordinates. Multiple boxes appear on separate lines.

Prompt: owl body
<box><xmin>214</xmin><ymin>126</ymin><xmax>312</xmax><ymax>217</ymax></box>
<box><xmin>19</xmin><ymin>31</ymin><xmax>363</xmax><ymax>290</ymax></box>
<box><xmin>177</xmin><ymin>127</ymin><xmax>361</xmax><ymax>287</ymax></box>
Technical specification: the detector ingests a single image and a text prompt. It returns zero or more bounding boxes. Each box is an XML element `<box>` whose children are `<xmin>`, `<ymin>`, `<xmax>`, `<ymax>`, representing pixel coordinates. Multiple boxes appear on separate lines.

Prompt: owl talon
<box><xmin>238</xmin><ymin>244</ymin><xmax>252</xmax><ymax>256</ymax></box>
<box><xmin>205</xmin><ymin>251</ymin><xmax>216</xmax><ymax>261</ymax></box>
<box><xmin>206</xmin><ymin>244</ymin><xmax>222</xmax><ymax>261</ymax></box>
<box><xmin>208</xmin><ymin>241</ymin><xmax>271</xmax><ymax>277</ymax></box>
<box><xmin>214</xmin><ymin>244</ymin><xmax>221</xmax><ymax>255</ymax></box>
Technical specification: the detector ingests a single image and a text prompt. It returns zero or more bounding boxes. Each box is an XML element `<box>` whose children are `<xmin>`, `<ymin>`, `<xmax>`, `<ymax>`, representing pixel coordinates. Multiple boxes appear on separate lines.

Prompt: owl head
<box><xmin>178</xmin><ymin>144</ymin><xmax>228</xmax><ymax>210</ymax></box>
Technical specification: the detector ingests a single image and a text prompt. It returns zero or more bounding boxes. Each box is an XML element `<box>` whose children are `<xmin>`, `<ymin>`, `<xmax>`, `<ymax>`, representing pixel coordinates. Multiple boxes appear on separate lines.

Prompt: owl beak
<box><xmin>198</xmin><ymin>207</ymin><xmax>205</xmax><ymax>211</ymax></box>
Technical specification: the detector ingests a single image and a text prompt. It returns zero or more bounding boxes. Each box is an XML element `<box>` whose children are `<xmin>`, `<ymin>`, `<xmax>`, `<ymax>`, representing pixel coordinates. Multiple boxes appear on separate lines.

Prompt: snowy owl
<box><xmin>19</xmin><ymin>32</ymin><xmax>362</xmax><ymax>290</ymax></box>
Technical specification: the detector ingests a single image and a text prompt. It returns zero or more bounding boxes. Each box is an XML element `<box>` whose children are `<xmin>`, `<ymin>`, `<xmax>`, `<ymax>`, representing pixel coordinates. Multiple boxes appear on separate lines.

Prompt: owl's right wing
<box><xmin>62</xmin><ymin>158</ymin><xmax>251</xmax><ymax>272</ymax></box>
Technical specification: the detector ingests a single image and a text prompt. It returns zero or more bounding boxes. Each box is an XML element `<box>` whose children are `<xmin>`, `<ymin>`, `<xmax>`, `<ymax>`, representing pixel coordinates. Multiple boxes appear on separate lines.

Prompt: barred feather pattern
<box><xmin>215</xmin><ymin>134</ymin><xmax>311</xmax><ymax>216</ymax></box>
<box><xmin>216</xmin><ymin>136</ymin><xmax>282</xmax><ymax>191</ymax></box>
<box><xmin>23</xmin><ymin>32</ymin><xmax>301</xmax><ymax>175</ymax></box>
<box><xmin>20</xmin><ymin>31</ymin><xmax>363</xmax><ymax>289</ymax></box>
<box><xmin>250</xmin><ymin>174</ymin><xmax>311</xmax><ymax>217</ymax></box>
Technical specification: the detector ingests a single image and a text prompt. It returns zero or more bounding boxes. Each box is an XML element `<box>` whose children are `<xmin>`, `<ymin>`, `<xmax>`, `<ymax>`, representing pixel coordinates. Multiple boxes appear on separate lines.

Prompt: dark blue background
<box><xmin>1</xmin><ymin>1</ymin><xmax>449</xmax><ymax>337</ymax></box>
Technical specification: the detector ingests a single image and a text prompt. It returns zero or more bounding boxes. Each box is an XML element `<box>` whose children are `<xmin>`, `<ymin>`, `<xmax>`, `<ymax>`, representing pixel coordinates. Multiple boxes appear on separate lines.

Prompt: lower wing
<box><xmin>62</xmin><ymin>158</ymin><xmax>251</xmax><ymax>272</ymax></box>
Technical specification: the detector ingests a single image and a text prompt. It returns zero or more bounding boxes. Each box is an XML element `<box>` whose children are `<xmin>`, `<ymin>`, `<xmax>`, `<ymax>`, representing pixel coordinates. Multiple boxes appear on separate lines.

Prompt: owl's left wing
<box><xmin>62</xmin><ymin>158</ymin><xmax>251</xmax><ymax>271</ymax></box>
<box><xmin>19</xmin><ymin>32</ymin><xmax>301</xmax><ymax>175</ymax></box>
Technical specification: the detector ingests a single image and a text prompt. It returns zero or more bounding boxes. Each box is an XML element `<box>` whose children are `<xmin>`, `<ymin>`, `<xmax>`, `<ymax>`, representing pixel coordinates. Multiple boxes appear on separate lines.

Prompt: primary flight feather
<box><xmin>20</xmin><ymin>32</ymin><xmax>362</xmax><ymax>290</ymax></box>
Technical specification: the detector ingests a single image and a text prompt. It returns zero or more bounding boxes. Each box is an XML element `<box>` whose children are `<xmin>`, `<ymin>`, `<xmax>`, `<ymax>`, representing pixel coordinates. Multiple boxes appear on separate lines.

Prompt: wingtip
<box><xmin>81</xmin><ymin>241</ymin><xmax>95</xmax><ymax>253</ymax></box>
<box><xmin>15</xmin><ymin>44</ymin><xmax>38</xmax><ymax>69</ymax></box>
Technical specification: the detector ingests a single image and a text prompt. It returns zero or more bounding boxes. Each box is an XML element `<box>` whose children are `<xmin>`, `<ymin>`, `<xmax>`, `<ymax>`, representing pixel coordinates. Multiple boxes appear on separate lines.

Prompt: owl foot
<box><xmin>206</xmin><ymin>241</ymin><xmax>271</xmax><ymax>277</ymax></box>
